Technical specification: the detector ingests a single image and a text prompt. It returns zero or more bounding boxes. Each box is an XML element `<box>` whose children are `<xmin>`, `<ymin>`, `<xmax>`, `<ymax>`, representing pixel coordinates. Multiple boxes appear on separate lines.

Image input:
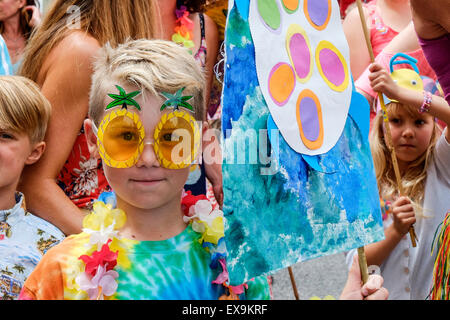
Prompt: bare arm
<box><xmin>364</xmin><ymin>222</ymin><xmax>405</xmax><ymax>266</ymax></box>
<box><xmin>18</xmin><ymin>32</ymin><xmax>101</xmax><ymax>235</ymax></box>
<box><xmin>369</xmin><ymin>62</ymin><xmax>450</xmax><ymax>141</ymax></box>
<box><xmin>192</xmin><ymin>12</ymin><xmax>219</xmax><ymax>120</ymax></box>
<box><xmin>410</xmin><ymin>0</ymin><xmax>450</xmax><ymax>39</ymax></box>
<box><xmin>192</xmin><ymin>13</ymin><xmax>223</xmax><ymax>206</ymax></box>
<box><xmin>342</xmin><ymin>6</ymin><xmax>372</xmax><ymax>80</ymax></box>
<box><xmin>365</xmin><ymin>197</ymin><xmax>416</xmax><ymax>266</ymax></box>
<box><xmin>201</xmin><ymin>14</ymin><xmax>222</xmax><ymax>206</ymax></box>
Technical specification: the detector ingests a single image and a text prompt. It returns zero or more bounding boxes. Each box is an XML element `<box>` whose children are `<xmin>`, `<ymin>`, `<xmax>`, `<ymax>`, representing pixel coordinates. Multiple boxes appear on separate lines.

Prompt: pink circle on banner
<box><xmin>318</xmin><ymin>48</ymin><xmax>345</xmax><ymax>87</ymax></box>
<box><xmin>289</xmin><ymin>33</ymin><xmax>311</xmax><ymax>80</ymax></box>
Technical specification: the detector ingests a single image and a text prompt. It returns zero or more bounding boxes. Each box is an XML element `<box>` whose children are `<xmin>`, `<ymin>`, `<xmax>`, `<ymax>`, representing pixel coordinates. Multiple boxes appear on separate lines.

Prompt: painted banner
<box><xmin>221</xmin><ymin>0</ymin><xmax>385</xmax><ymax>285</ymax></box>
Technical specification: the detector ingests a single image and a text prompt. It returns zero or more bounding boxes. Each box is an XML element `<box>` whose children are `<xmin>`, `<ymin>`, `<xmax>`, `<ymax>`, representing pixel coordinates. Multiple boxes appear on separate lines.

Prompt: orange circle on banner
<box><xmin>268</xmin><ymin>63</ymin><xmax>295</xmax><ymax>106</ymax></box>
<box><xmin>282</xmin><ymin>0</ymin><xmax>299</xmax><ymax>12</ymax></box>
<box><xmin>296</xmin><ymin>89</ymin><xmax>324</xmax><ymax>150</ymax></box>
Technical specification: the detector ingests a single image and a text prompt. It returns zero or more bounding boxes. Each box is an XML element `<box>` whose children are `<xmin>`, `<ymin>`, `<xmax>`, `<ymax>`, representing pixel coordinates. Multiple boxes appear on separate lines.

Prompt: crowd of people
<box><xmin>0</xmin><ymin>0</ymin><xmax>448</xmax><ymax>301</ymax></box>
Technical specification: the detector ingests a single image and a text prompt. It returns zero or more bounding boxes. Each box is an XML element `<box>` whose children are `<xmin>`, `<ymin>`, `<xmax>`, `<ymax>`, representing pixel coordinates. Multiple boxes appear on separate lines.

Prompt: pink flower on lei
<box><xmin>76</xmin><ymin>238</ymin><xmax>119</xmax><ymax>299</ymax></box>
<box><xmin>175</xmin><ymin>5</ymin><xmax>194</xmax><ymax>29</ymax></box>
<box><xmin>76</xmin><ymin>264</ymin><xmax>119</xmax><ymax>300</ymax></box>
<box><xmin>213</xmin><ymin>259</ymin><xmax>252</xmax><ymax>296</ymax></box>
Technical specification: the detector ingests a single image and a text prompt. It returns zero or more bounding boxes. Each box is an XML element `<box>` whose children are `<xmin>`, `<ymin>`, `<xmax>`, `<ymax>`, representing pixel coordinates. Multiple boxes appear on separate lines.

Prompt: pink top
<box><xmin>365</xmin><ymin>0</ymin><xmax>399</xmax><ymax>58</ymax></box>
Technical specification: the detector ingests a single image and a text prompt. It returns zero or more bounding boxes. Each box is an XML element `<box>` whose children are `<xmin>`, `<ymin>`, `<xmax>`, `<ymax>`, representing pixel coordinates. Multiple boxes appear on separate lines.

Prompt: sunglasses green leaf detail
<box><xmin>106</xmin><ymin>85</ymin><xmax>142</xmax><ymax>111</ymax></box>
<box><xmin>160</xmin><ymin>87</ymin><xmax>194</xmax><ymax>112</ymax></box>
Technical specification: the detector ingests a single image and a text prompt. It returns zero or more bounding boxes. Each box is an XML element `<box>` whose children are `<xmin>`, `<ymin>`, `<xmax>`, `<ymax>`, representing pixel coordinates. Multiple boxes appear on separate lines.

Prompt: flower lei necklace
<box><xmin>181</xmin><ymin>190</ymin><xmax>252</xmax><ymax>300</ymax></box>
<box><xmin>172</xmin><ymin>6</ymin><xmax>195</xmax><ymax>52</ymax></box>
<box><xmin>75</xmin><ymin>191</ymin><xmax>249</xmax><ymax>300</ymax></box>
<box><xmin>74</xmin><ymin>201</ymin><xmax>125</xmax><ymax>300</ymax></box>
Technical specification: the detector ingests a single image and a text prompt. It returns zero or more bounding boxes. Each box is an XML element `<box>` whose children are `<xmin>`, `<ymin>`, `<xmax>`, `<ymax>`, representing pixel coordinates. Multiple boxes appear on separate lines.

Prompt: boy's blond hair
<box><xmin>0</xmin><ymin>76</ymin><xmax>51</xmax><ymax>144</ymax></box>
<box><xmin>89</xmin><ymin>39</ymin><xmax>205</xmax><ymax>124</ymax></box>
<box><xmin>370</xmin><ymin>102</ymin><xmax>441</xmax><ymax>204</ymax></box>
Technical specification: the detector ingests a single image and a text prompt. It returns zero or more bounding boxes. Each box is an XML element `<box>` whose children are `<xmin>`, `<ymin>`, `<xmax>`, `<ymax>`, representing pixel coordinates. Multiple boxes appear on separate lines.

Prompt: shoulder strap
<box><xmin>199</xmin><ymin>12</ymin><xmax>206</xmax><ymax>40</ymax></box>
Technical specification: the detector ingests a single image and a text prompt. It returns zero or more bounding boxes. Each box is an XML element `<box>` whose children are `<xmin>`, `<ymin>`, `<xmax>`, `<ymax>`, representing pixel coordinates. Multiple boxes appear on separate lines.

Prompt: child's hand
<box><xmin>391</xmin><ymin>196</ymin><xmax>416</xmax><ymax>237</ymax></box>
<box><xmin>368</xmin><ymin>62</ymin><xmax>400</xmax><ymax>101</ymax></box>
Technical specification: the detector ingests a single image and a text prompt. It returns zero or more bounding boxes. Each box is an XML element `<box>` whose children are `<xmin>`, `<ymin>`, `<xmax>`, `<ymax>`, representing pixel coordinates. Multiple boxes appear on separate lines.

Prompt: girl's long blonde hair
<box><xmin>370</xmin><ymin>102</ymin><xmax>441</xmax><ymax>204</ymax></box>
<box><xmin>19</xmin><ymin>0</ymin><xmax>156</xmax><ymax>81</ymax></box>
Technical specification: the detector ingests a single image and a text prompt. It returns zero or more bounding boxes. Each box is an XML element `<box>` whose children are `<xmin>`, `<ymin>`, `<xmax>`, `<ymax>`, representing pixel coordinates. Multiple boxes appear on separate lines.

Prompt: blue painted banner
<box><xmin>222</xmin><ymin>0</ymin><xmax>384</xmax><ymax>285</ymax></box>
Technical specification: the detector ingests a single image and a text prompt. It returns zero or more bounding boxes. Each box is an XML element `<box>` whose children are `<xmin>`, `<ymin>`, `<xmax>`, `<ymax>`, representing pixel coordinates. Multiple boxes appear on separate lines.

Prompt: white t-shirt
<box><xmin>346</xmin><ymin>129</ymin><xmax>450</xmax><ymax>300</ymax></box>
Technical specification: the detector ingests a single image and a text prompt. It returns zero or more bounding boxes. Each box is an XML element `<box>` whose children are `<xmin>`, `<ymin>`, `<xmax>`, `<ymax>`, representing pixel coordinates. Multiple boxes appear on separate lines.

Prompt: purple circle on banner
<box><xmin>299</xmin><ymin>96</ymin><xmax>320</xmax><ymax>141</ymax></box>
<box><xmin>307</xmin><ymin>0</ymin><xmax>329</xmax><ymax>27</ymax></box>
<box><xmin>319</xmin><ymin>48</ymin><xmax>345</xmax><ymax>86</ymax></box>
<box><xmin>289</xmin><ymin>33</ymin><xmax>310</xmax><ymax>79</ymax></box>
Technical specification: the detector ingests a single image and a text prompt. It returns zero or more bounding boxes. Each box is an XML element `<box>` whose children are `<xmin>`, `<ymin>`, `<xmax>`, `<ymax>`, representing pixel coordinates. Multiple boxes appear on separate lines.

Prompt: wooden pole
<box><xmin>355</xmin><ymin>0</ymin><xmax>417</xmax><ymax>248</ymax></box>
<box><xmin>357</xmin><ymin>247</ymin><xmax>369</xmax><ymax>284</ymax></box>
<box><xmin>288</xmin><ymin>266</ymin><xmax>300</xmax><ymax>300</ymax></box>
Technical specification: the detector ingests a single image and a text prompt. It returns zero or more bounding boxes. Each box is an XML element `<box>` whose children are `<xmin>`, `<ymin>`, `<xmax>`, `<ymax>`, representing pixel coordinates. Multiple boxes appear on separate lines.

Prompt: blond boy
<box><xmin>0</xmin><ymin>76</ymin><xmax>64</xmax><ymax>300</ymax></box>
<box><xmin>20</xmin><ymin>39</ymin><xmax>271</xmax><ymax>300</ymax></box>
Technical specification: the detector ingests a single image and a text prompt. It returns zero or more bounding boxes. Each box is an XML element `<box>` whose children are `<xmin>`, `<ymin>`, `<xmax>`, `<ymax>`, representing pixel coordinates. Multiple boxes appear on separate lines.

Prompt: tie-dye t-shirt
<box><xmin>19</xmin><ymin>224</ymin><xmax>270</xmax><ymax>300</ymax></box>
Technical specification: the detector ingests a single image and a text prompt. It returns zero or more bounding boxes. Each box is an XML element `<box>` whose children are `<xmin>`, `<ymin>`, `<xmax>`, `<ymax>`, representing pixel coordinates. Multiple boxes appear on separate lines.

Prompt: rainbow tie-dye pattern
<box><xmin>19</xmin><ymin>200</ymin><xmax>270</xmax><ymax>300</ymax></box>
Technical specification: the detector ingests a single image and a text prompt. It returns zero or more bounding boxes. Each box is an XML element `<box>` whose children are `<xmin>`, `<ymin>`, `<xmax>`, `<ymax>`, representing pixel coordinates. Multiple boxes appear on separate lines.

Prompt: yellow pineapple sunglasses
<box><xmin>92</xmin><ymin>86</ymin><xmax>201</xmax><ymax>169</ymax></box>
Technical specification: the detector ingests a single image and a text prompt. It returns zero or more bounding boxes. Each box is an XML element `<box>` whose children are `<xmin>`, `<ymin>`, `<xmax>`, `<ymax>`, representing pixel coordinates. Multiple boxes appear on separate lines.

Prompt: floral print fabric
<box><xmin>56</xmin><ymin>126</ymin><xmax>111</xmax><ymax>210</ymax></box>
<box><xmin>0</xmin><ymin>193</ymin><xmax>65</xmax><ymax>300</ymax></box>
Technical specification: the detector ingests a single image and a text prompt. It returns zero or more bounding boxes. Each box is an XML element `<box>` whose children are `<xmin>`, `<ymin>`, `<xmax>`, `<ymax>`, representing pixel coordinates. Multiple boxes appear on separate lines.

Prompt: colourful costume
<box><xmin>19</xmin><ymin>195</ymin><xmax>271</xmax><ymax>300</ymax></box>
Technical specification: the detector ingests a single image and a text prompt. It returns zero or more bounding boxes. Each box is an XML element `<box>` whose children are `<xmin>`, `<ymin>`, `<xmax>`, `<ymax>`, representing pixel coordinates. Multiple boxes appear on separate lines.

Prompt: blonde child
<box><xmin>19</xmin><ymin>39</ymin><xmax>271</xmax><ymax>300</ymax></box>
<box><xmin>357</xmin><ymin>60</ymin><xmax>450</xmax><ymax>299</ymax></box>
<box><xmin>355</xmin><ymin>22</ymin><xmax>438</xmax><ymax>128</ymax></box>
<box><xmin>0</xmin><ymin>76</ymin><xmax>65</xmax><ymax>300</ymax></box>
